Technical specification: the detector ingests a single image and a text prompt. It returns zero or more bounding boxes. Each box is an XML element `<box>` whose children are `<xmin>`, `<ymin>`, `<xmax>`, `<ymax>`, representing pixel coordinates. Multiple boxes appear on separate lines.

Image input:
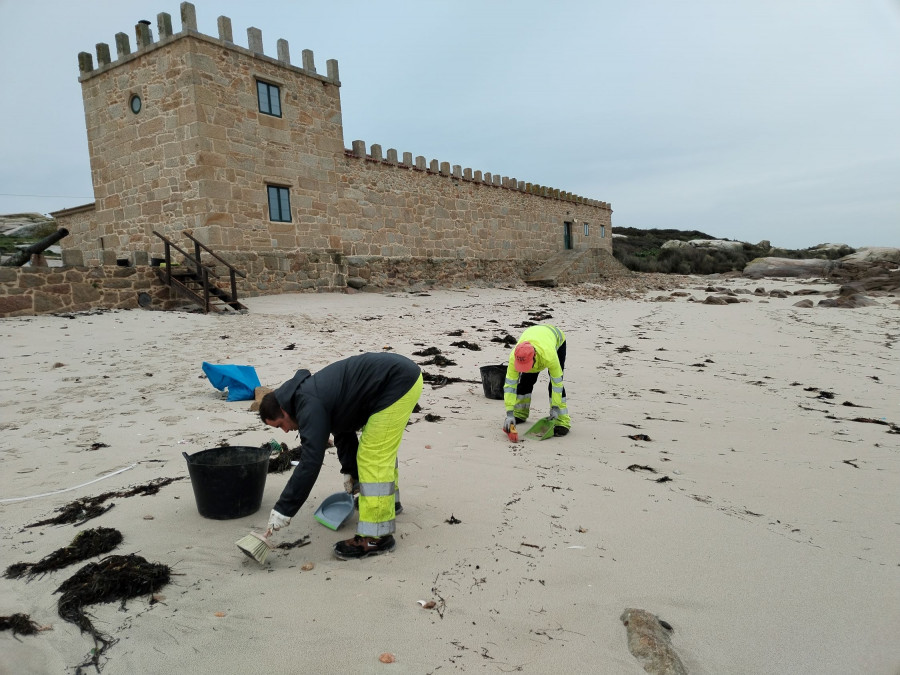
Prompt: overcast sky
<box><xmin>1</xmin><ymin>1</ymin><xmax>898</xmax><ymax>249</ymax></box>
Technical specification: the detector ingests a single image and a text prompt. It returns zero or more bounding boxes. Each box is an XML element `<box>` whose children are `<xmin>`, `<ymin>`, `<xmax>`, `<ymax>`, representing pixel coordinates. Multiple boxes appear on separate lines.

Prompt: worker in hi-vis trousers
<box><xmin>502</xmin><ymin>324</ymin><xmax>570</xmax><ymax>436</ymax></box>
<box><xmin>258</xmin><ymin>352</ymin><xmax>422</xmax><ymax>560</ymax></box>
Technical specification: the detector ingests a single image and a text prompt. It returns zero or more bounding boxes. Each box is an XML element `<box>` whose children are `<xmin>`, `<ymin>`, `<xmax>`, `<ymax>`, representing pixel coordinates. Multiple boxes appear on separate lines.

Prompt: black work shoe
<box><xmin>333</xmin><ymin>534</ymin><xmax>396</xmax><ymax>560</ymax></box>
<box><xmin>553</xmin><ymin>425</ymin><xmax>570</xmax><ymax>437</ymax></box>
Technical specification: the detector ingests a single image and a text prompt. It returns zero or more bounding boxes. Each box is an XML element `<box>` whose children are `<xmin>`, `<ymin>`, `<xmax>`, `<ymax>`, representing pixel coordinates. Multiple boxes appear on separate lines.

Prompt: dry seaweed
<box><xmin>5</xmin><ymin>527</ymin><xmax>123</xmax><ymax>579</ymax></box>
<box><xmin>419</xmin><ymin>354</ymin><xmax>457</xmax><ymax>367</ymax></box>
<box><xmin>449</xmin><ymin>340</ymin><xmax>481</xmax><ymax>351</ymax></box>
<box><xmin>424</xmin><ymin>414</ymin><xmax>444</xmax><ymax>422</ymax></box>
<box><xmin>412</xmin><ymin>346</ymin><xmax>442</xmax><ymax>356</ymax></box>
<box><xmin>56</xmin><ymin>554</ymin><xmax>171</xmax><ymax>672</ymax></box>
<box><xmin>25</xmin><ymin>478</ymin><xmax>184</xmax><ymax>528</ymax></box>
<box><xmin>276</xmin><ymin>535</ymin><xmax>311</xmax><ymax>550</ymax></box>
<box><xmin>490</xmin><ymin>334</ymin><xmax>517</xmax><ymax>346</ymax></box>
<box><xmin>0</xmin><ymin>613</ymin><xmax>46</xmax><ymax>637</ymax></box>
<box><xmin>268</xmin><ymin>445</ymin><xmax>304</xmax><ymax>473</ymax></box>
<box><xmin>422</xmin><ymin>371</ymin><xmax>476</xmax><ymax>389</ymax></box>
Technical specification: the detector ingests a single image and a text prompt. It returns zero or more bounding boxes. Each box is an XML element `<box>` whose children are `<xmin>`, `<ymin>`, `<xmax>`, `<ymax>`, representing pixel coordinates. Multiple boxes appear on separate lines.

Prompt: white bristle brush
<box><xmin>236</xmin><ymin>531</ymin><xmax>275</xmax><ymax>565</ymax></box>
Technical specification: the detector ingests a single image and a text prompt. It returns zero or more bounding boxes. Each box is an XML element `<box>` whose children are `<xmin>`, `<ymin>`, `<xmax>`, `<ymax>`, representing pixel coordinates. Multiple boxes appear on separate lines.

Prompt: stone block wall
<box><xmin>72</xmin><ymin>9</ymin><xmax>343</xmax><ymax>259</ymax></box>
<box><xmin>54</xmin><ymin>3</ymin><xmax>618</xmax><ymax>302</ymax></box>
<box><xmin>0</xmin><ymin>265</ymin><xmax>181</xmax><ymax>318</ymax></box>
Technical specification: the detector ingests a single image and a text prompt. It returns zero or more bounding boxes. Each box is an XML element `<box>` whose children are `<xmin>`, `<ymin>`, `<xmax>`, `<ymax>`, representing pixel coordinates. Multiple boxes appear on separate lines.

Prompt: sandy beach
<box><xmin>1</xmin><ymin>277</ymin><xmax>898</xmax><ymax>674</ymax></box>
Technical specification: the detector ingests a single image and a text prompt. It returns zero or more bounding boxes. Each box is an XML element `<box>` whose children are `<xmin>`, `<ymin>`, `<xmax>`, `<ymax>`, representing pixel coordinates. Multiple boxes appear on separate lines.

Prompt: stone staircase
<box><xmin>524</xmin><ymin>249</ymin><xmax>591</xmax><ymax>287</ymax></box>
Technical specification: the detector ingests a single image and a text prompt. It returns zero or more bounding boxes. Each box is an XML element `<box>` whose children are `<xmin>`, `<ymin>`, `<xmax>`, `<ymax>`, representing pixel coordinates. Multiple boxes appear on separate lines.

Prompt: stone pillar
<box><xmin>277</xmin><ymin>39</ymin><xmax>291</xmax><ymax>64</ymax></box>
<box><xmin>402</xmin><ymin>152</ymin><xmax>413</xmax><ymax>165</ymax></box>
<box><xmin>463</xmin><ymin>168</ymin><xmax>472</xmax><ymax>180</ymax></box>
<box><xmin>429</xmin><ymin>159</ymin><xmax>439</xmax><ymax>172</ymax></box>
<box><xmin>517</xmin><ymin>180</ymin><xmax>525</xmax><ymax>190</ymax></box>
<box><xmin>440</xmin><ymin>162</ymin><xmax>450</xmax><ymax>176</ymax></box>
<box><xmin>386</xmin><ymin>149</ymin><xmax>399</xmax><ymax>165</ymax></box>
<box><xmin>484</xmin><ymin>172</ymin><xmax>492</xmax><ymax>184</ymax></box>
<box><xmin>158</xmin><ymin>12</ymin><xmax>173</xmax><ymax>39</ymax></box>
<box><xmin>217</xmin><ymin>16</ymin><xmax>233</xmax><ymax>42</ymax></box>
<box><xmin>181</xmin><ymin>2</ymin><xmax>197</xmax><ymax>31</ymax></box>
<box><xmin>474</xmin><ymin>170</ymin><xmax>483</xmax><ymax>182</ymax></box>
<box><xmin>115</xmin><ymin>33</ymin><xmax>131</xmax><ymax>58</ymax></box>
<box><xmin>326</xmin><ymin>59</ymin><xmax>340</xmax><ymax>82</ymax></box>
<box><xmin>415</xmin><ymin>156</ymin><xmax>426</xmax><ymax>170</ymax></box>
<box><xmin>78</xmin><ymin>52</ymin><xmax>94</xmax><ymax>73</ymax></box>
<box><xmin>370</xmin><ymin>144</ymin><xmax>383</xmax><ymax>161</ymax></box>
<box><xmin>492</xmin><ymin>175</ymin><xmax>501</xmax><ymax>186</ymax></box>
<box><xmin>451</xmin><ymin>165</ymin><xmax>461</xmax><ymax>178</ymax></box>
<box><xmin>135</xmin><ymin>22</ymin><xmax>153</xmax><ymax>49</ymax></box>
<box><xmin>302</xmin><ymin>49</ymin><xmax>316</xmax><ymax>73</ymax></box>
<box><xmin>248</xmin><ymin>27</ymin><xmax>264</xmax><ymax>54</ymax></box>
<box><xmin>96</xmin><ymin>43</ymin><xmax>111</xmax><ymax>67</ymax></box>
<box><xmin>351</xmin><ymin>140</ymin><xmax>366</xmax><ymax>158</ymax></box>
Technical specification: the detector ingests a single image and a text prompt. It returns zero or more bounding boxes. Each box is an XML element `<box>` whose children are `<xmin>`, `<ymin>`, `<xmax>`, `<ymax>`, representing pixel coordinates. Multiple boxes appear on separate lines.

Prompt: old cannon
<box><xmin>1</xmin><ymin>228</ymin><xmax>69</xmax><ymax>267</ymax></box>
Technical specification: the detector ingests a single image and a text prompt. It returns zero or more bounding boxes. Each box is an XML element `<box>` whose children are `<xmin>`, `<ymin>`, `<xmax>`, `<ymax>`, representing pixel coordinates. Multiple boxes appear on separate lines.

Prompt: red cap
<box><xmin>514</xmin><ymin>341</ymin><xmax>535</xmax><ymax>372</ymax></box>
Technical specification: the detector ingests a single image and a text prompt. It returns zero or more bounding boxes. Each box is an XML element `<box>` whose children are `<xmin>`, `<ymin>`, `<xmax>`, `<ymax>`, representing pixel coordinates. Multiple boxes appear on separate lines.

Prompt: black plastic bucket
<box><xmin>183</xmin><ymin>446</ymin><xmax>270</xmax><ymax>520</ymax></box>
<box><xmin>480</xmin><ymin>364</ymin><xmax>507</xmax><ymax>400</ymax></box>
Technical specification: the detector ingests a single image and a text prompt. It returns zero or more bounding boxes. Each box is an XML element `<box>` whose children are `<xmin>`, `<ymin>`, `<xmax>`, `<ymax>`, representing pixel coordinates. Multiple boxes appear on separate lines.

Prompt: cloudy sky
<box><xmin>1</xmin><ymin>1</ymin><xmax>898</xmax><ymax>249</ymax></box>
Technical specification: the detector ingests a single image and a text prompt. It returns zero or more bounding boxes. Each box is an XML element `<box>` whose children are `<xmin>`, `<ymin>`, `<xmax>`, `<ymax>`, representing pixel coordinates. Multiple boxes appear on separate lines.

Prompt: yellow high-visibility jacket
<box><xmin>504</xmin><ymin>324</ymin><xmax>566</xmax><ymax>412</ymax></box>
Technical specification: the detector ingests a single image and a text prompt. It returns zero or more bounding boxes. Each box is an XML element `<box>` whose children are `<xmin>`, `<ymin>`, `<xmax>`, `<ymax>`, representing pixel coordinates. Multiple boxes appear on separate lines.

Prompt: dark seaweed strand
<box><xmin>0</xmin><ymin>613</ymin><xmax>44</xmax><ymax>637</ymax></box>
<box><xmin>56</xmin><ymin>554</ymin><xmax>171</xmax><ymax>672</ymax></box>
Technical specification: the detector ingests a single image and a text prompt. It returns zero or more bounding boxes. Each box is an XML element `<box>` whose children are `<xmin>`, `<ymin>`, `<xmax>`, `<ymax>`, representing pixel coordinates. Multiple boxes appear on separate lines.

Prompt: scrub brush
<box><xmin>236</xmin><ymin>531</ymin><xmax>275</xmax><ymax>565</ymax></box>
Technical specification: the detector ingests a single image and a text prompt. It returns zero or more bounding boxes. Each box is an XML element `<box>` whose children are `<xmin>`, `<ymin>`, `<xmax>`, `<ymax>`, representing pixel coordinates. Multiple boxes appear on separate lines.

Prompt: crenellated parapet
<box><xmin>345</xmin><ymin>140</ymin><xmax>611</xmax><ymax>211</ymax></box>
<box><xmin>76</xmin><ymin>1</ymin><xmax>340</xmax><ymax>85</ymax></box>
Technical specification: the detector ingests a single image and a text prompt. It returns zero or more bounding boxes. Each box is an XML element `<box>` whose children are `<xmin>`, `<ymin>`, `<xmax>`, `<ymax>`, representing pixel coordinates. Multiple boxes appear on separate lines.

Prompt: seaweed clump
<box><xmin>56</xmin><ymin>554</ymin><xmax>171</xmax><ymax>672</ymax></box>
<box><xmin>0</xmin><ymin>613</ymin><xmax>47</xmax><ymax>637</ymax></box>
<box><xmin>5</xmin><ymin>527</ymin><xmax>123</xmax><ymax>579</ymax></box>
<box><xmin>26</xmin><ymin>477</ymin><xmax>183</xmax><ymax>528</ymax></box>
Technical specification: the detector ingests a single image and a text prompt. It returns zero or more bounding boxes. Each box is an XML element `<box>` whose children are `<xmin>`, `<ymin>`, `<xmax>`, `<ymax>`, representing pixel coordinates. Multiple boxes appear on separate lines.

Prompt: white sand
<box><xmin>1</xmin><ymin>278</ymin><xmax>898</xmax><ymax>674</ymax></box>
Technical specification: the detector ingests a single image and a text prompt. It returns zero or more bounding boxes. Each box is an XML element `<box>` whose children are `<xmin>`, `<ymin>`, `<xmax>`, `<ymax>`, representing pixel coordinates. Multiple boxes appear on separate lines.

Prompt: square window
<box><xmin>257</xmin><ymin>80</ymin><xmax>282</xmax><ymax>117</ymax></box>
<box><xmin>583</xmin><ymin>222</ymin><xmax>589</xmax><ymax>237</ymax></box>
<box><xmin>267</xmin><ymin>185</ymin><xmax>291</xmax><ymax>222</ymax></box>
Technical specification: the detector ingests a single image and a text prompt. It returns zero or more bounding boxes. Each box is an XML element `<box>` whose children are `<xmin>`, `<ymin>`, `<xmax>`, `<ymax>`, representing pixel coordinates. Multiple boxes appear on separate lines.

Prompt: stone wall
<box><xmin>57</xmin><ymin>3</ymin><xmax>615</xmax><ymax>296</ymax></box>
<box><xmin>0</xmin><ymin>265</ymin><xmax>181</xmax><ymax>318</ymax></box>
<box><xmin>331</xmin><ymin>149</ymin><xmax>611</xmax><ymax>259</ymax></box>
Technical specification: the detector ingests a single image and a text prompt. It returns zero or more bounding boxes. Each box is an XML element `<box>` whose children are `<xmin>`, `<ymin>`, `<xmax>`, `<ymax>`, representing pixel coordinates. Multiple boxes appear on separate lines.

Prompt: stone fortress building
<box><xmin>55</xmin><ymin>2</ymin><xmax>615</xmax><ymax>294</ymax></box>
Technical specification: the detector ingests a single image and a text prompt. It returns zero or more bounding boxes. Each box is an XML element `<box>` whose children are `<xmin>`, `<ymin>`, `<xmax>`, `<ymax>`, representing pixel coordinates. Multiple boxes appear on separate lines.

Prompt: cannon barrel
<box><xmin>1</xmin><ymin>228</ymin><xmax>69</xmax><ymax>267</ymax></box>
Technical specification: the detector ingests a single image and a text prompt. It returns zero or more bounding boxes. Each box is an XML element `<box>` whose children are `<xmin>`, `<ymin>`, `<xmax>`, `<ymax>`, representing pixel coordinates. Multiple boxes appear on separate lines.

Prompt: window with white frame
<box><xmin>267</xmin><ymin>185</ymin><xmax>291</xmax><ymax>222</ymax></box>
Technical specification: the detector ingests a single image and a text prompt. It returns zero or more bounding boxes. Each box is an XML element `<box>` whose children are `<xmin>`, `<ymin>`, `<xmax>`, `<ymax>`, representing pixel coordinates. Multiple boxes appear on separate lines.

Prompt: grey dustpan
<box><xmin>314</xmin><ymin>492</ymin><xmax>355</xmax><ymax>530</ymax></box>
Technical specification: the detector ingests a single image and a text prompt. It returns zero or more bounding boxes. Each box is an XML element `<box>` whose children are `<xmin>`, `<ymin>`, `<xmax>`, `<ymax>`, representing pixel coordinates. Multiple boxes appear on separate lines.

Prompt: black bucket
<box><xmin>183</xmin><ymin>446</ymin><xmax>270</xmax><ymax>520</ymax></box>
<box><xmin>479</xmin><ymin>364</ymin><xmax>507</xmax><ymax>400</ymax></box>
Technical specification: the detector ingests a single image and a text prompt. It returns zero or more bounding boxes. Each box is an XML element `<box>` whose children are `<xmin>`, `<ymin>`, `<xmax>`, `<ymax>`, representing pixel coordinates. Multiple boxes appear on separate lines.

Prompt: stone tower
<box><xmin>73</xmin><ymin>2</ymin><xmax>342</xmax><ymax>256</ymax></box>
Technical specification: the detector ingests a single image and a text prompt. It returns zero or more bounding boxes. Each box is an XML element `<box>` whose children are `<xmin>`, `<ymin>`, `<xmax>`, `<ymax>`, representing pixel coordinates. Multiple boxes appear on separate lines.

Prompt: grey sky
<box><xmin>1</xmin><ymin>0</ymin><xmax>898</xmax><ymax>248</ymax></box>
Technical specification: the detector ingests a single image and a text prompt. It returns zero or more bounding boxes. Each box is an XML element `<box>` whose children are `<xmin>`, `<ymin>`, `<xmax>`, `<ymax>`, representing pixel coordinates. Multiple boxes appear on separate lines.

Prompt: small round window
<box><xmin>130</xmin><ymin>94</ymin><xmax>142</xmax><ymax>114</ymax></box>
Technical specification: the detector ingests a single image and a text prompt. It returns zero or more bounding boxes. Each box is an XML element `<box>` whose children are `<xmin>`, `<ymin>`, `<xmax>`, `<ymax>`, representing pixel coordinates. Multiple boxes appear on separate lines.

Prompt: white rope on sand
<box><xmin>0</xmin><ymin>463</ymin><xmax>137</xmax><ymax>503</ymax></box>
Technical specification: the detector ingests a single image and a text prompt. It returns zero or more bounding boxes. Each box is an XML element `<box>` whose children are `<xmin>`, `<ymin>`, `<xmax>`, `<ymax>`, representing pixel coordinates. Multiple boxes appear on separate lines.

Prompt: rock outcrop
<box><xmin>620</xmin><ymin>608</ymin><xmax>687</xmax><ymax>675</ymax></box>
<box><xmin>742</xmin><ymin>257</ymin><xmax>835</xmax><ymax>279</ymax></box>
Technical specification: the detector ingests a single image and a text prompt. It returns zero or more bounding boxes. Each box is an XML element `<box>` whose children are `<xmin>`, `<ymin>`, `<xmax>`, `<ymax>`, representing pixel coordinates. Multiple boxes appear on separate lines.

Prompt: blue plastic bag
<box><xmin>201</xmin><ymin>362</ymin><xmax>261</xmax><ymax>402</ymax></box>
